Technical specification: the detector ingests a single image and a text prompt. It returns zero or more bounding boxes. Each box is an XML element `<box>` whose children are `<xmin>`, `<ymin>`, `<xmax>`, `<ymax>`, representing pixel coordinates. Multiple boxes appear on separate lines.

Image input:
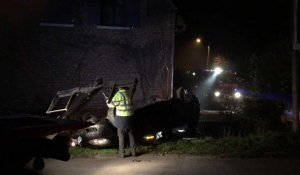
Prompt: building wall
<box><xmin>0</xmin><ymin>0</ymin><xmax>175</xmax><ymax>113</ymax></box>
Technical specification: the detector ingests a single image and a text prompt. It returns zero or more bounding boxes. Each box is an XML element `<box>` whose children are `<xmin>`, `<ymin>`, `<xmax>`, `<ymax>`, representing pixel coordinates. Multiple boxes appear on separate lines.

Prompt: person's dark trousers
<box><xmin>128</xmin><ymin>128</ymin><xmax>136</xmax><ymax>156</ymax></box>
<box><xmin>117</xmin><ymin>128</ymin><xmax>125</xmax><ymax>157</ymax></box>
<box><xmin>117</xmin><ymin>128</ymin><xmax>136</xmax><ymax>157</ymax></box>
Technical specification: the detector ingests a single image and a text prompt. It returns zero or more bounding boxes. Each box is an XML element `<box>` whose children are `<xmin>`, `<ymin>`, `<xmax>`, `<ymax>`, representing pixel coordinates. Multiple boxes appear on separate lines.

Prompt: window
<box><xmin>88</xmin><ymin>0</ymin><xmax>140</xmax><ymax>29</ymax></box>
<box><xmin>40</xmin><ymin>0</ymin><xmax>74</xmax><ymax>27</ymax></box>
<box><xmin>101</xmin><ymin>0</ymin><xmax>126</xmax><ymax>26</ymax></box>
<box><xmin>41</xmin><ymin>0</ymin><xmax>140</xmax><ymax>29</ymax></box>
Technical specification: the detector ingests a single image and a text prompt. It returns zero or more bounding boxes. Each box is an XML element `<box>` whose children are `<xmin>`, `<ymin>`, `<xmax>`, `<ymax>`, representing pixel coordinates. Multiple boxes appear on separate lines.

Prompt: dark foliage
<box><xmin>225</xmin><ymin>98</ymin><xmax>287</xmax><ymax>136</ymax></box>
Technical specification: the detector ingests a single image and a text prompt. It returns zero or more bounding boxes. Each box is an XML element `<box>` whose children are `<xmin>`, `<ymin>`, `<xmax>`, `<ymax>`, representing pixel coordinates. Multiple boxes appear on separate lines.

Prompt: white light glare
<box><xmin>214</xmin><ymin>67</ymin><xmax>223</xmax><ymax>75</ymax></box>
<box><xmin>234</xmin><ymin>92</ymin><xmax>242</xmax><ymax>99</ymax></box>
<box><xmin>71</xmin><ymin>141</ymin><xmax>76</xmax><ymax>147</ymax></box>
<box><xmin>88</xmin><ymin>138</ymin><xmax>110</xmax><ymax>146</ymax></box>
<box><xmin>177</xmin><ymin>129</ymin><xmax>185</xmax><ymax>133</ymax></box>
<box><xmin>214</xmin><ymin>91</ymin><xmax>221</xmax><ymax>97</ymax></box>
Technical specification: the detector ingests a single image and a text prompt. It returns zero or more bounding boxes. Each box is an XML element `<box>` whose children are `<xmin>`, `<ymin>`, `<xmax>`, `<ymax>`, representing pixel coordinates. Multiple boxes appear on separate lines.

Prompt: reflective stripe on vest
<box><xmin>111</xmin><ymin>90</ymin><xmax>133</xmax><ymax>117</ymax></box>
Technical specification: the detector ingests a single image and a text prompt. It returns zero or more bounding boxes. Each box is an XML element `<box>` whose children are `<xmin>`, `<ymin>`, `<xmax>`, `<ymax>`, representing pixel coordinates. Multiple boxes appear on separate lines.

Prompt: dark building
<box><xmin>0</xmin><ymin>0</ymin><xmax>176</xmax><ymax>114</ymax></box>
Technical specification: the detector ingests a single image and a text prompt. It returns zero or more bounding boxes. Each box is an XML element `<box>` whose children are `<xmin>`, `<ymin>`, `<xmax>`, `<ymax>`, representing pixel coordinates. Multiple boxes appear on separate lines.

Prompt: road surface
<box><xmin>17</xmin><ymin>154</ymin><xmax>300</xmax><ymax>175</ymax></box>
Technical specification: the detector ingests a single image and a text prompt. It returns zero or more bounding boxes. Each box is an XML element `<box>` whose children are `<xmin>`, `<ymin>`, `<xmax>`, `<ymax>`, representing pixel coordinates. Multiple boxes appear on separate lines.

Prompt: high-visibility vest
<box><xmin>107</xmin><ymin>89</ymin><xmax>133</xmax><ymax>117</ymax></box>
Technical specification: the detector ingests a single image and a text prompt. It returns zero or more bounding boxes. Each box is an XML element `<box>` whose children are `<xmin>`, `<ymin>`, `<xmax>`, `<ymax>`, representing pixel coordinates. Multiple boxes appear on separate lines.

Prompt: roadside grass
<box><xmin>70</xmin><ymin>147</ymin><xmax>117</xmax><ymax>158</ymax></box>
<box><xmin>70</xmin><ymin>132</ymin><xmax>300</xmax><ymax>158</ymax></box>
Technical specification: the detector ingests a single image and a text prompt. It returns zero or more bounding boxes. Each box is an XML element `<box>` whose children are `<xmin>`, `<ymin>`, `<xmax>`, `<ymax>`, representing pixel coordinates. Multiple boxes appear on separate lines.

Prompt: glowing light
<box><xmin>143</xmin><ymin>135</ymin><xmax>155</xmax><ymax>141</ymax></box>
<box><xmin>234</xmin><ymin>92</ymin><xmax>242</xmax><ymax>99</ymax></box>
<box><xmin>71</xmin><ymin>141</ymin><xmax>76</xmax><ymax>147</ymax></box>
<box><xmin>214</xmin><ymin>91</ymin><xmax>221</xmax><ymax>97</ymax></box>
<box><xmin>214</xmin><ymin>67</ymin><xmax>223</xmax><ymax>75</ymax></box>
<box><xmin>177</xmin><ymin>129</ymin><xmax>185</xmax><ymax>133</ymax></box>
<box><xmin>196</xmin><ymin>38</ymin><xmax>201</xmax><ymax>43</ymax></box>
<box><xmin>192</xmin><ymin>72</ymin><xmax>196</xmax><ymax>76</ymax></box>
<box><xmin>88</xmin><ymin>138</ymin><xmax>110</xmax><ymax>146</ymax></box>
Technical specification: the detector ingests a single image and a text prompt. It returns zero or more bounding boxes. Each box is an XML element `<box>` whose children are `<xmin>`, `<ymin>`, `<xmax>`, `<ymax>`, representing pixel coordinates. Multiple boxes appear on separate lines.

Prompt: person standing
<box><xmin>106</xmin><ymin>87</ymin><xmax>136</xmax><ymax>158</ymax></box>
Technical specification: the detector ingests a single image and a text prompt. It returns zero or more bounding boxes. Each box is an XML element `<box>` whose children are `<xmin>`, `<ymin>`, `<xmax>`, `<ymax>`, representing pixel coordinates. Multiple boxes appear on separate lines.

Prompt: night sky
<box><xmin>173</xmin><ymin>0</ymin><xmax>292</xmax><ymax>72</ymax></box>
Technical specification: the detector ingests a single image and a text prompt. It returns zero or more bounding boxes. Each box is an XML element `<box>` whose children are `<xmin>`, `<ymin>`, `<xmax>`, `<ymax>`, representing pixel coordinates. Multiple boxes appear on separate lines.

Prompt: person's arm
<box><xmin>106</xmin><ymin>91</ymin><xmax>121</xmax><ymax>108</ymax></box>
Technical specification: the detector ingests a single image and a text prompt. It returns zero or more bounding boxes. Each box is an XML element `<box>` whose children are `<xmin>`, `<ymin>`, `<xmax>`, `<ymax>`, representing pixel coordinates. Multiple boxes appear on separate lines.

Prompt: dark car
<box><xmin>0</xmin><ymin>111</ymin><xmax>92</xmax><ymax>170</ymax></box>
<box><xmin>70</xmin><ymin>96</ymin><xmax>200</xmax><ymax>147</ymax></box>
<box><xmin>133</xmin><ymin>97</ymin><xmax>200</xmax><ymax>142</ymax></box>
<box><xmin>46</xmin><ymin>79</ymin><xmax>200</xmax><ymax>147</ymax></box>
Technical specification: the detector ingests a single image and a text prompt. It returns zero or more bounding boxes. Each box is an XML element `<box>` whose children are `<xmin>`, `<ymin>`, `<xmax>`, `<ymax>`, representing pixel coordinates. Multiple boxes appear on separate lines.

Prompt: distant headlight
<box><xmin>214</xmin><ymin>91</ymin><xmax>221</xmax><ymax>97</ymax></box>
<box><xmin>234</xmin><ymin>92</ymin><xmax>242</xmax><ymax>99</ymax></box>
<box><xmin>214</xmin><ymin>67</ymin><xmax>223</xmax><ymax>75</ymax></box>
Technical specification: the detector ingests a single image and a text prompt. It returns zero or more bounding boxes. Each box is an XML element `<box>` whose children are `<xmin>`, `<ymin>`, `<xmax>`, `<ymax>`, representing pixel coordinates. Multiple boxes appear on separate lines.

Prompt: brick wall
<box><xmin>0</xmin><ymin>0</ymin><xmax>175</xmax><ymax>114</ymax></box>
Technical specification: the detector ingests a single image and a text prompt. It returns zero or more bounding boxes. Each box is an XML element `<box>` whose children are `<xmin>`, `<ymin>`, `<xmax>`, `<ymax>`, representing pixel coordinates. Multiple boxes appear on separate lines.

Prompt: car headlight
<box><xmin>234</xmin><ymin>92</ymin><xmax>242</xmax><ymax>99</ymax></box>
<box><xmin>214</xmin><ymin>67</ymin><xmax>223</xmax><ymax>75</ymax></box>
<box><xmin>143</xmin><ymin>135</ymin><xmax>155</xmax><ymax>141</ymax></box>
<box><xmin>70</xmin><ymin>140</ymin><xmax>77</xmax><ymax>147</ymax></box>
<box><xmin>214</xmin><ymin>91</ymin><xmax>221</xmax><ymax>97</ymax></box>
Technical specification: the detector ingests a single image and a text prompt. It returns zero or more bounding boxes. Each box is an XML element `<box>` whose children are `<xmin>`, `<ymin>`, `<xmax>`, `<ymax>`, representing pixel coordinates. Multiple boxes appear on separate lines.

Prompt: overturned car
<box><xmin>46</xmin><ymin>79</ymin><xmax>200</xmax><ymax>147</ymax></box>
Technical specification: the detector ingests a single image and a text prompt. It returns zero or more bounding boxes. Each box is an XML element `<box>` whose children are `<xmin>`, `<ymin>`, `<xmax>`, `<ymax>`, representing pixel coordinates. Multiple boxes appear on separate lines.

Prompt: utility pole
<box><xmin>292</xmin><ymin>0</ymin><xmax>299</xmax><ymax>132</ymax></box>
<box><xmin>207</xmin><ymin>45</ymin><xmax>210</xmax><ymax>69</ymax></box>
<box><xmin>292</xmin><ymin>50</ymin><xmax>299</xmax><ymax>132</ymax></box>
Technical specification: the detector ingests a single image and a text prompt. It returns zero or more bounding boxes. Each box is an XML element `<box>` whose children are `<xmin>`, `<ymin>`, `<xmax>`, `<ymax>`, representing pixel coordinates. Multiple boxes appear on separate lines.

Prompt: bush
<box><xmin>226</xmin><ymin>98</ymin><xmax>288</xmax><ymax>136</ymax></box>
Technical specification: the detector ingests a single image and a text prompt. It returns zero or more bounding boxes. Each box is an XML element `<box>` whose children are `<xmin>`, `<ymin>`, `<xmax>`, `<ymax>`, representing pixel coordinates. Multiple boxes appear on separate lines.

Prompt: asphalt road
<box><xmin>15</xmin><ymin>154</ymin><xmax>300</xmax><ymax>175</ymax></box>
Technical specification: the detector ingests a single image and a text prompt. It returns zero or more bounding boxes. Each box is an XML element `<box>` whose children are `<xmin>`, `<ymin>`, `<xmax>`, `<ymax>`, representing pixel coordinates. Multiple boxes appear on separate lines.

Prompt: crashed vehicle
<box><xmin>0</xmin><ymin>111</ymin><xmax>91</xmax><ymax>170</ymax></box>
<box><xmin>46</xmin><ymin>79</ymin><xmax>137</xmax><ymax>147</ymax></box>
<box><xmin>133</xmin><ymin>95</ymin><xmax>200</xmax><ymax>143</ymax></box>
<box><xmin>46</xmin><ymin>79</ymin><xmax>200</xmax><ymax>147</ymax></box>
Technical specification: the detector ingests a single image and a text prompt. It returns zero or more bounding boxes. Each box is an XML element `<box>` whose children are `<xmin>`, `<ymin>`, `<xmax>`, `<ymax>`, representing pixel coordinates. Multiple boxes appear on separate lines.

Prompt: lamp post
<box><xmin>207</xmin><ymin>45</ymin><xmax>210</xmax><ymax>69</ymax></box>
<box><xmin>195</xmin><ymin>37</ymin><xmax>210</xmax><ymax>69</ymax></box>
<box><xmin>292</xmin><ymin>0</ymin><xmax>299</xmax><ymax>132</ymax></box>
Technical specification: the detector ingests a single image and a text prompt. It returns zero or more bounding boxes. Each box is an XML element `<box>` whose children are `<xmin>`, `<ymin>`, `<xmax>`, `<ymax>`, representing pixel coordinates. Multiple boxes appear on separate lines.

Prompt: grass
<box><xmin>69</xmin><ymin>147</ymin><xmax>117</xmax><ymax>158</ymax></box>
<box><xmin>69</xmin><ymin>132</ymin><xmax>300</xmax><ymax>158</ymax></box>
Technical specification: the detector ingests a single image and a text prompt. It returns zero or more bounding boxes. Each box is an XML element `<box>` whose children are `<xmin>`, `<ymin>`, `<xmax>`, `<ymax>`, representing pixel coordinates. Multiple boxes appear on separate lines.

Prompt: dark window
<box><xmin>41</xmin><ymin>0</ymin><xmax>140</xmax><ymax>28</ymax></box>
<box><xmin>125</xmin><ymin>0</ymin><xmax>141</xmax><ymax>28</ymax></box>
<box><xmin>87</xmin><ymin>0</ymin><xmax>101</xmax><ymax>26</ymax></box>
<box><xmin>87</xmin><ymin>0</ymin><xmax>140</xmax><ymax>28</ymax></box>
<box><xmin>41</xmin><ymin>0</ymin><xmax>74</xmax><ymax>26</ymax></box>
<box><xmin>101</xmin><ymin>0</ymin><xmax>126</xmax><ymax>26</ymax></box>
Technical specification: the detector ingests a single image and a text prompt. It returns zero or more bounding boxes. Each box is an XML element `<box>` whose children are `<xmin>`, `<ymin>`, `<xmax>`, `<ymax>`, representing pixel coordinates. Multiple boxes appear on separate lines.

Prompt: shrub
<box><xmin>228</xmin><ymin>98</ymin><xmax>288</xmax><ymax>136</ymax></box>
